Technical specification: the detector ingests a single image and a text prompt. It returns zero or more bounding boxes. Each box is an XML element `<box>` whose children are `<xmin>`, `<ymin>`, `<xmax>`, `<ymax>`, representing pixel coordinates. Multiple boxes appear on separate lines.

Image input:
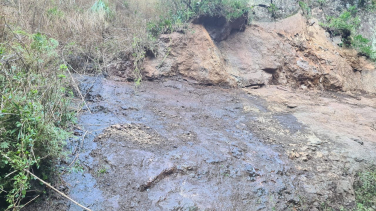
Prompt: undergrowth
<box><xmin>147</xmin><ymin>0</ymin><xmax>250</xmax><ymax>38</ymax></box>
<box><xmin>0</xmin><ymin>21</ymin><xmax>76</xmax><ymax>210</ymax></box>
<box><xmin>355</xmin><ymin>169</ymin><xmax>376</xmax><ymax>211</ymax></box>
<box><xmin>320</xmin><ymin>5</ymin><xmax>376</xmax><ymax>60</ymax></box>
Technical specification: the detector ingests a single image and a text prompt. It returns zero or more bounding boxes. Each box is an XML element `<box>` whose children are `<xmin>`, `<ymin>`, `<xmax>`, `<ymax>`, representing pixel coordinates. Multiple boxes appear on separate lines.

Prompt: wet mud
<box><xmin>26</xmin><ymin>76</ymin><xmax>376</xmax><ymax>211</ymax></box>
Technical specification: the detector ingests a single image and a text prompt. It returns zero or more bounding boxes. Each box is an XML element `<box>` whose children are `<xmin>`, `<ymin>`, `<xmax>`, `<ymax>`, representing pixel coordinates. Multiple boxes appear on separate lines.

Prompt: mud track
<box><xmin>27</xmin><ymin>76</ymin><xmax>376</xmax><ymax>211</ymax></box>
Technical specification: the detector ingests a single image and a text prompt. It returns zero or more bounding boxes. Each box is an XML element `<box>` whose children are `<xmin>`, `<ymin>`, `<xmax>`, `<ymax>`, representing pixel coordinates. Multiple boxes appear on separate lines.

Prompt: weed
<box><xmin>317</xmin><ymin>0</ymin><xmax>326</xmax><ymax>8</ymax></box>
<box><xmin>320</xmin><ymin>6</ymin><xmax>375</xmax><ymax>60</ymax></box>
<box><xmin>299</xmin><ymin>1</ymin><xmax>311</xmax><ymax>17</ymax></box>
<box><xmin>0</xmin><ymin>24</ymin><xmax>76</xmax><ymax>210</ymax></box>
<box><xmin>268</xmin><ymin>3</ymin><xmax>278</xmax><ymax>19</ymax></box>
<box><xmin>354</xmin><ymin>169</ymin><xmax>376</xmax><ymax>210</ymax></box>
<box><xmin>352</xmin><ymin>35</ymin><xmax>376</xmax><ymax>59</ymax></box>
<box><xmin>97</xmin><ymin>168</ymin><xmax>107</xmax><ymax>177</ymax></box>
<box><xmin>47</xmin><ymin>7</ymin><xmax>65</xmax><ymax>19</ymax></box>
<box><xmin>148</xmin><ymin>0</ymin><xmax>250</xmax><ymax>38</ymax></box>
<box><xmin>91</xmin><ymin>0</ymin><xmax>114</xmax><ymax>19</ymax></box>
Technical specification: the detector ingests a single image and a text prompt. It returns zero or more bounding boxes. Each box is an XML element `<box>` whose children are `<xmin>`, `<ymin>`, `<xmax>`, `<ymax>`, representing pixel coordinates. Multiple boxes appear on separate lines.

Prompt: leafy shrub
<box><xmin>91</xmin><ymin>0</ymin><xmax>114</xmax><ymax>20</ymax></box>
<box><xmin>317</xmin><ymin>0</ymin><xmax>326</xmax><ymax>8</ymax></box>
<box><xmin>194</xmin><ymin>0</ymin><xmax>250</xmax><ymax>20</ymax></box>
<box><xmin>352</xmin><ymin>35</ymin><xmax>376</xmax><ymax>59</ymax></box>
<box><xmin>0</xmin><ymin>27</ymin><xmax>75</xmax><ymax>210</ymax></box>
<box><xmin>355</xmin><ymin>170</ymin><xmax>376</xmax><ymax>211</ymax></box>
<box><xmin>147</xmin><ymin>0</ymin><xmax>250</xmax><ymax>38</ymax></box>
<box><xmin>320</xmin><ymin>6</ymin><xmax>375</xmax><ymax>60</ymax></box>
<box><xmin>268</xmin><ymin>3</ymin><xmax>278</xmax><ymax>19</ymax></box>
<box><xmin>299</xmin><ymin>1</ymin><xmax>311</xmax><ymax>16</ymax></box>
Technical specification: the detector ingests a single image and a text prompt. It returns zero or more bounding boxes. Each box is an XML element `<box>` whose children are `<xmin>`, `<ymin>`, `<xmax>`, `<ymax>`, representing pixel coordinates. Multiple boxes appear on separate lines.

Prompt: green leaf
<box><xmin>0</xmin><ymin>142</ymin><xmax>9</xmax><ymax>149</ymax></box>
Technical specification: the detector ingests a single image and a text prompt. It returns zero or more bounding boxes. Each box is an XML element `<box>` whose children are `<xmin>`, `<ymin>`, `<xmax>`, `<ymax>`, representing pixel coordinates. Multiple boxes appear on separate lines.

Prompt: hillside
<box><xmin>1</xmin><ymin>0</ymin><xmax>376</xmax><ymax>210</ymax></box>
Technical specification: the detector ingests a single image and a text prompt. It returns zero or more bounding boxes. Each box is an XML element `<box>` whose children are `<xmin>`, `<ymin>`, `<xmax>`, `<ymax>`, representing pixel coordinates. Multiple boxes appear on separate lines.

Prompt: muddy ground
<box><xmin>26</xmin><ymin>75</ymin><xmax>376</xmax><ymax>211</ymax></box>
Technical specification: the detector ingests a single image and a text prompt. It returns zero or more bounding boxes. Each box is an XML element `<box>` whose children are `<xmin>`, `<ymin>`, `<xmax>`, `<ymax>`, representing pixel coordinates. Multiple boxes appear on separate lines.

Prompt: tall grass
<box><xmin>1</xmin><ymin>0</ymin><xmax>160</xmax><ymax>74</ymax></box>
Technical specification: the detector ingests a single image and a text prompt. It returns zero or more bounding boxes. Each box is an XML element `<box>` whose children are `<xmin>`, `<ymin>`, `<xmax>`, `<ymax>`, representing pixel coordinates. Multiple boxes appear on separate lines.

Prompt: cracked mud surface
<box><xmin>27</xmin><ymin>76</ymin><xmax>376</xmax><ymax>211</ymax></box>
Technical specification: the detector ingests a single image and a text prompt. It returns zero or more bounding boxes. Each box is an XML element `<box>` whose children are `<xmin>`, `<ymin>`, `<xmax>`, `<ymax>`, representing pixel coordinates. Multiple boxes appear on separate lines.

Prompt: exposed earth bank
<box><xmin>110</xmin><ymin>13</ymin><xmax>376</xmax><ymax>94</ymax></box>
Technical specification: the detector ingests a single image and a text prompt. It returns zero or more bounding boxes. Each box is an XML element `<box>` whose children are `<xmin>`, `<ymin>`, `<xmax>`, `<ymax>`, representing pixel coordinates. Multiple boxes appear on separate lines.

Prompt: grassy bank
<box><xmin>0</xmin><ymin>24</ymin><xmax>76</xmax><ymax>210</ymax></box>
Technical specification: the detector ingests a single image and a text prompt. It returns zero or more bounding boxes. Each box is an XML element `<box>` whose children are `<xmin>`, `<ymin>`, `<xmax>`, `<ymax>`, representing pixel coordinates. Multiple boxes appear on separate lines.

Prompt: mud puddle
<box><xmin>27</xmin><ymin>76</ymin><xmax>376</xmax><ymax>211</ymax></box>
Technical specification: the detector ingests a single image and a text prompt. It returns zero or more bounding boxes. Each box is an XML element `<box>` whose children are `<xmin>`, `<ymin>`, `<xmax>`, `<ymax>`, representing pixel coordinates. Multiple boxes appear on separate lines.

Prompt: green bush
<box><xmin>0</xmin><ymin>28</ymin><xmax>75</xmax><ymax>210</ymax></box>
<box><xmin>147</xmin><ymin>0</ymin><xmax>250</xmax><ymax>38</ymax></box>
<box><xmin>320</xmin><ymin>6</ymin><xmax>375</xmax><ymax>60</ymax></box>
<box><xmin>352</xmin><ymin>35</ymin><xmax>376</xmax><ymax>59</ymax></box>
<box><xmin>317</xmin><ymin>0</ymin><xmax>326</xmax><ymax>8</ymax></box>
<box><xmin>268</xmin><ymin>3</ymin><xmax>278</xmax><ymax>19</ymax></box>
<box><xmin>355</xmin><ymin>170</ymin><xmax>376</xmax><ymax>211</ymax></box>
<box><xmin>90</xmin><ymin>0</ymin><xmax>114</xmax><ymax>19</ymax></box>
<box><xmin>299</xmin><ymin>1</ymin><xmax>311</xmax><ymax>16</ymax></box>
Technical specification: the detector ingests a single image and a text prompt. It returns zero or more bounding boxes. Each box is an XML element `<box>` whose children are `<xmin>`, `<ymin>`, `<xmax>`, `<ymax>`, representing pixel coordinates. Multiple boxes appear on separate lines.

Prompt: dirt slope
<box><xmin>137</xmin><ymin>13</ymin><xmax>376</xmax><ymax>93</ymax></box>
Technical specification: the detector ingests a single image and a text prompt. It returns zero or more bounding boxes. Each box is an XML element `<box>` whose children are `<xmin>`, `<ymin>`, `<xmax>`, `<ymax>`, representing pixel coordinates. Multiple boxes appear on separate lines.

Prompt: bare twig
<box><xmin>1</xmin><ymin>153</ymin><xmax>91</xmax><ymax>211</ymax></box>
<box><xmin>5</xmin><ymin>170</ymin><xmax>18</xmax><ymax>178</ymax></box>
<box><xmin>63</xmin><ymin>130</ymin><xmax>87</xmax><ymax>175</ymax></box>
<box><xmin>61</xmin><ymin>54</ymin><xmax>92</xmax><ymax>114</ymax></box>
<box><xmin>20</xmin><ymin>194</ymin><xmax>40</xmax><ymax>210</ymax></box>
<box><xmin>25</xmin><ymin>169</ymin><xmax>92</xmax><ymax>211</ymax></box>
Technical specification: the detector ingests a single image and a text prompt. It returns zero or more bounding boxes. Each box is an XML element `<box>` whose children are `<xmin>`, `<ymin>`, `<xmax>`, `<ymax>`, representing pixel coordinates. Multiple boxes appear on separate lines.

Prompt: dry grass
<box><xmin>1</xmin><ymin>0</ymin><xmax>161</xmax><ymax>72</ymax></box>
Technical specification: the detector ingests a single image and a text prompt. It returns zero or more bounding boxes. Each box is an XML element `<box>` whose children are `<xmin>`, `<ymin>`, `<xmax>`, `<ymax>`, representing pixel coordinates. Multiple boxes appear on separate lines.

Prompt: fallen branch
<box><xmin>1</xmin><ymin>153</ymin><xmax>92</xmax><ymax>211</ymax></box>
<box><xmin>20</xmin><ymin>194</ymin><xmax>40</xmax><ymax>210</ymax></box>
<box><xmin>65</xmin><ymin>67</ymin><xmax>92</xmax><ymax>114</ymax></box>
<box><xmin>24</xmin><ymin>169</ymin><xmax>92</xmax><ymax>211</ymax></box>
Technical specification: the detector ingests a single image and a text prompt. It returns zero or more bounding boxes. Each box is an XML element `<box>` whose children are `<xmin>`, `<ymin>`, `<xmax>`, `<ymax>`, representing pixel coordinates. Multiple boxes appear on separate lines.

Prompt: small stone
<box><xmin>121</xmin><ymin>106</ymin><xmax>128</xmax><ymax>110</ymax></box>
<box><xmin>287</xmin><ymin>104</ymin><xmax>297</xmax><ymax>108</ymax></box>
<box><xmin>245</xmin><ymin>164</ymin><xmax>258</xmax><ymax>178</ymax></box>
<box><xmin>113</xmin><ymin>124</ymin><xmax>121</xmax><ymax>130</ymax></box>
<box><xmin>231</xmin><ymin>147</ymin><xmax>243</xmax><ymax>159</ymax></box>
<box><xmin>352</xmin><ymin>138</ymin><xmax>363</xmax><ymax>145</ymax></box>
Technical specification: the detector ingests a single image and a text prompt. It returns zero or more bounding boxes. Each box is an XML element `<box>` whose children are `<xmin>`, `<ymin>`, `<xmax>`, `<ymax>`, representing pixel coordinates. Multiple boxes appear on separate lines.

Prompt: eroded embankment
<box><xmin>26</xmin><ymin>75</ymin><xmax>376</xmax><ymax>211</ymax></box>
<box><xmin>108</xmin><ymin>13</ymin><xmax>376</xmax><ymax>94</ymax></box>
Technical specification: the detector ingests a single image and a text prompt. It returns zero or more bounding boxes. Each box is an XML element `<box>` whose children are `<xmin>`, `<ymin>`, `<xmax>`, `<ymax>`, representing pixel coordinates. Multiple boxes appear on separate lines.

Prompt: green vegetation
<box><xmin>355</xmin><ymin>170</ymin><xmax>376</xmax><ymax>211</ymax></box>
<box><xmin>317</xmin><ymin>0</ymin><xmax>326</xmax><ymax>8</ymax></box>
<box><xmin>320</xmin><ymin>6</ymin><xmax>376</xmax><ymax>60</ymax></box>
<box><xmin>147</xmin><ymin>0</ymin><xmax>250</xmax><ymax>38</ymax></box>
<box><xmin>268</xmin><ymin>3</ymin><xmax>278</xmax><ymax>19</ymax></box>
<box><xmin>0</xmin><ymin>24</ymin><xmax>76</xmax><ymax>210</ymax></box>
<box><xmin>299</xmin><ymin>1</ymin><xmax>311</xmax><ymax>17</ymax></box>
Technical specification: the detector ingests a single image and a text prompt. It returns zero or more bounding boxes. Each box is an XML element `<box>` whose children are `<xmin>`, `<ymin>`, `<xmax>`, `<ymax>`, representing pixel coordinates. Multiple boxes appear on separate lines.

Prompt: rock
<box><xmin>143</xmin><ymin>24</ymin><xmax>236</xmax><ymax>86</ymax></box>
<box><xmin>245</xmin><ymin>164</ymin><xmax>259</xmax><ymax>179</ymax></box>
<box><xmin>352</xmin><ymin>138</ymin><xmax>364</xmax><ymax>145</ymax></box>
<box><xmin>287</xmin><ymin>104</ymin><xmax>298</xmax><ymax>108</ymax></box>
<box><xmin>250</xmin><ymin>0</ymin><xmax>300</xmax><ymax>21</ymax></box>
<box><xmin>121</xmin><ymin>106</ymin><xmax>128</xmax><ymax>110</ymax></box>
<box><xmin>231</xmin><ymin>147</ymin><xmax>243</xmax><ymax>159</ymax></box>
<box><xmin>112</xmin><ymin>124</ymin><xmax>122</xmax><ymax>130</ymax></box>
<box><xmin>307</xmin><ymin>135</ymin><xmax>323</xmax><ymax>147</ymax></box>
